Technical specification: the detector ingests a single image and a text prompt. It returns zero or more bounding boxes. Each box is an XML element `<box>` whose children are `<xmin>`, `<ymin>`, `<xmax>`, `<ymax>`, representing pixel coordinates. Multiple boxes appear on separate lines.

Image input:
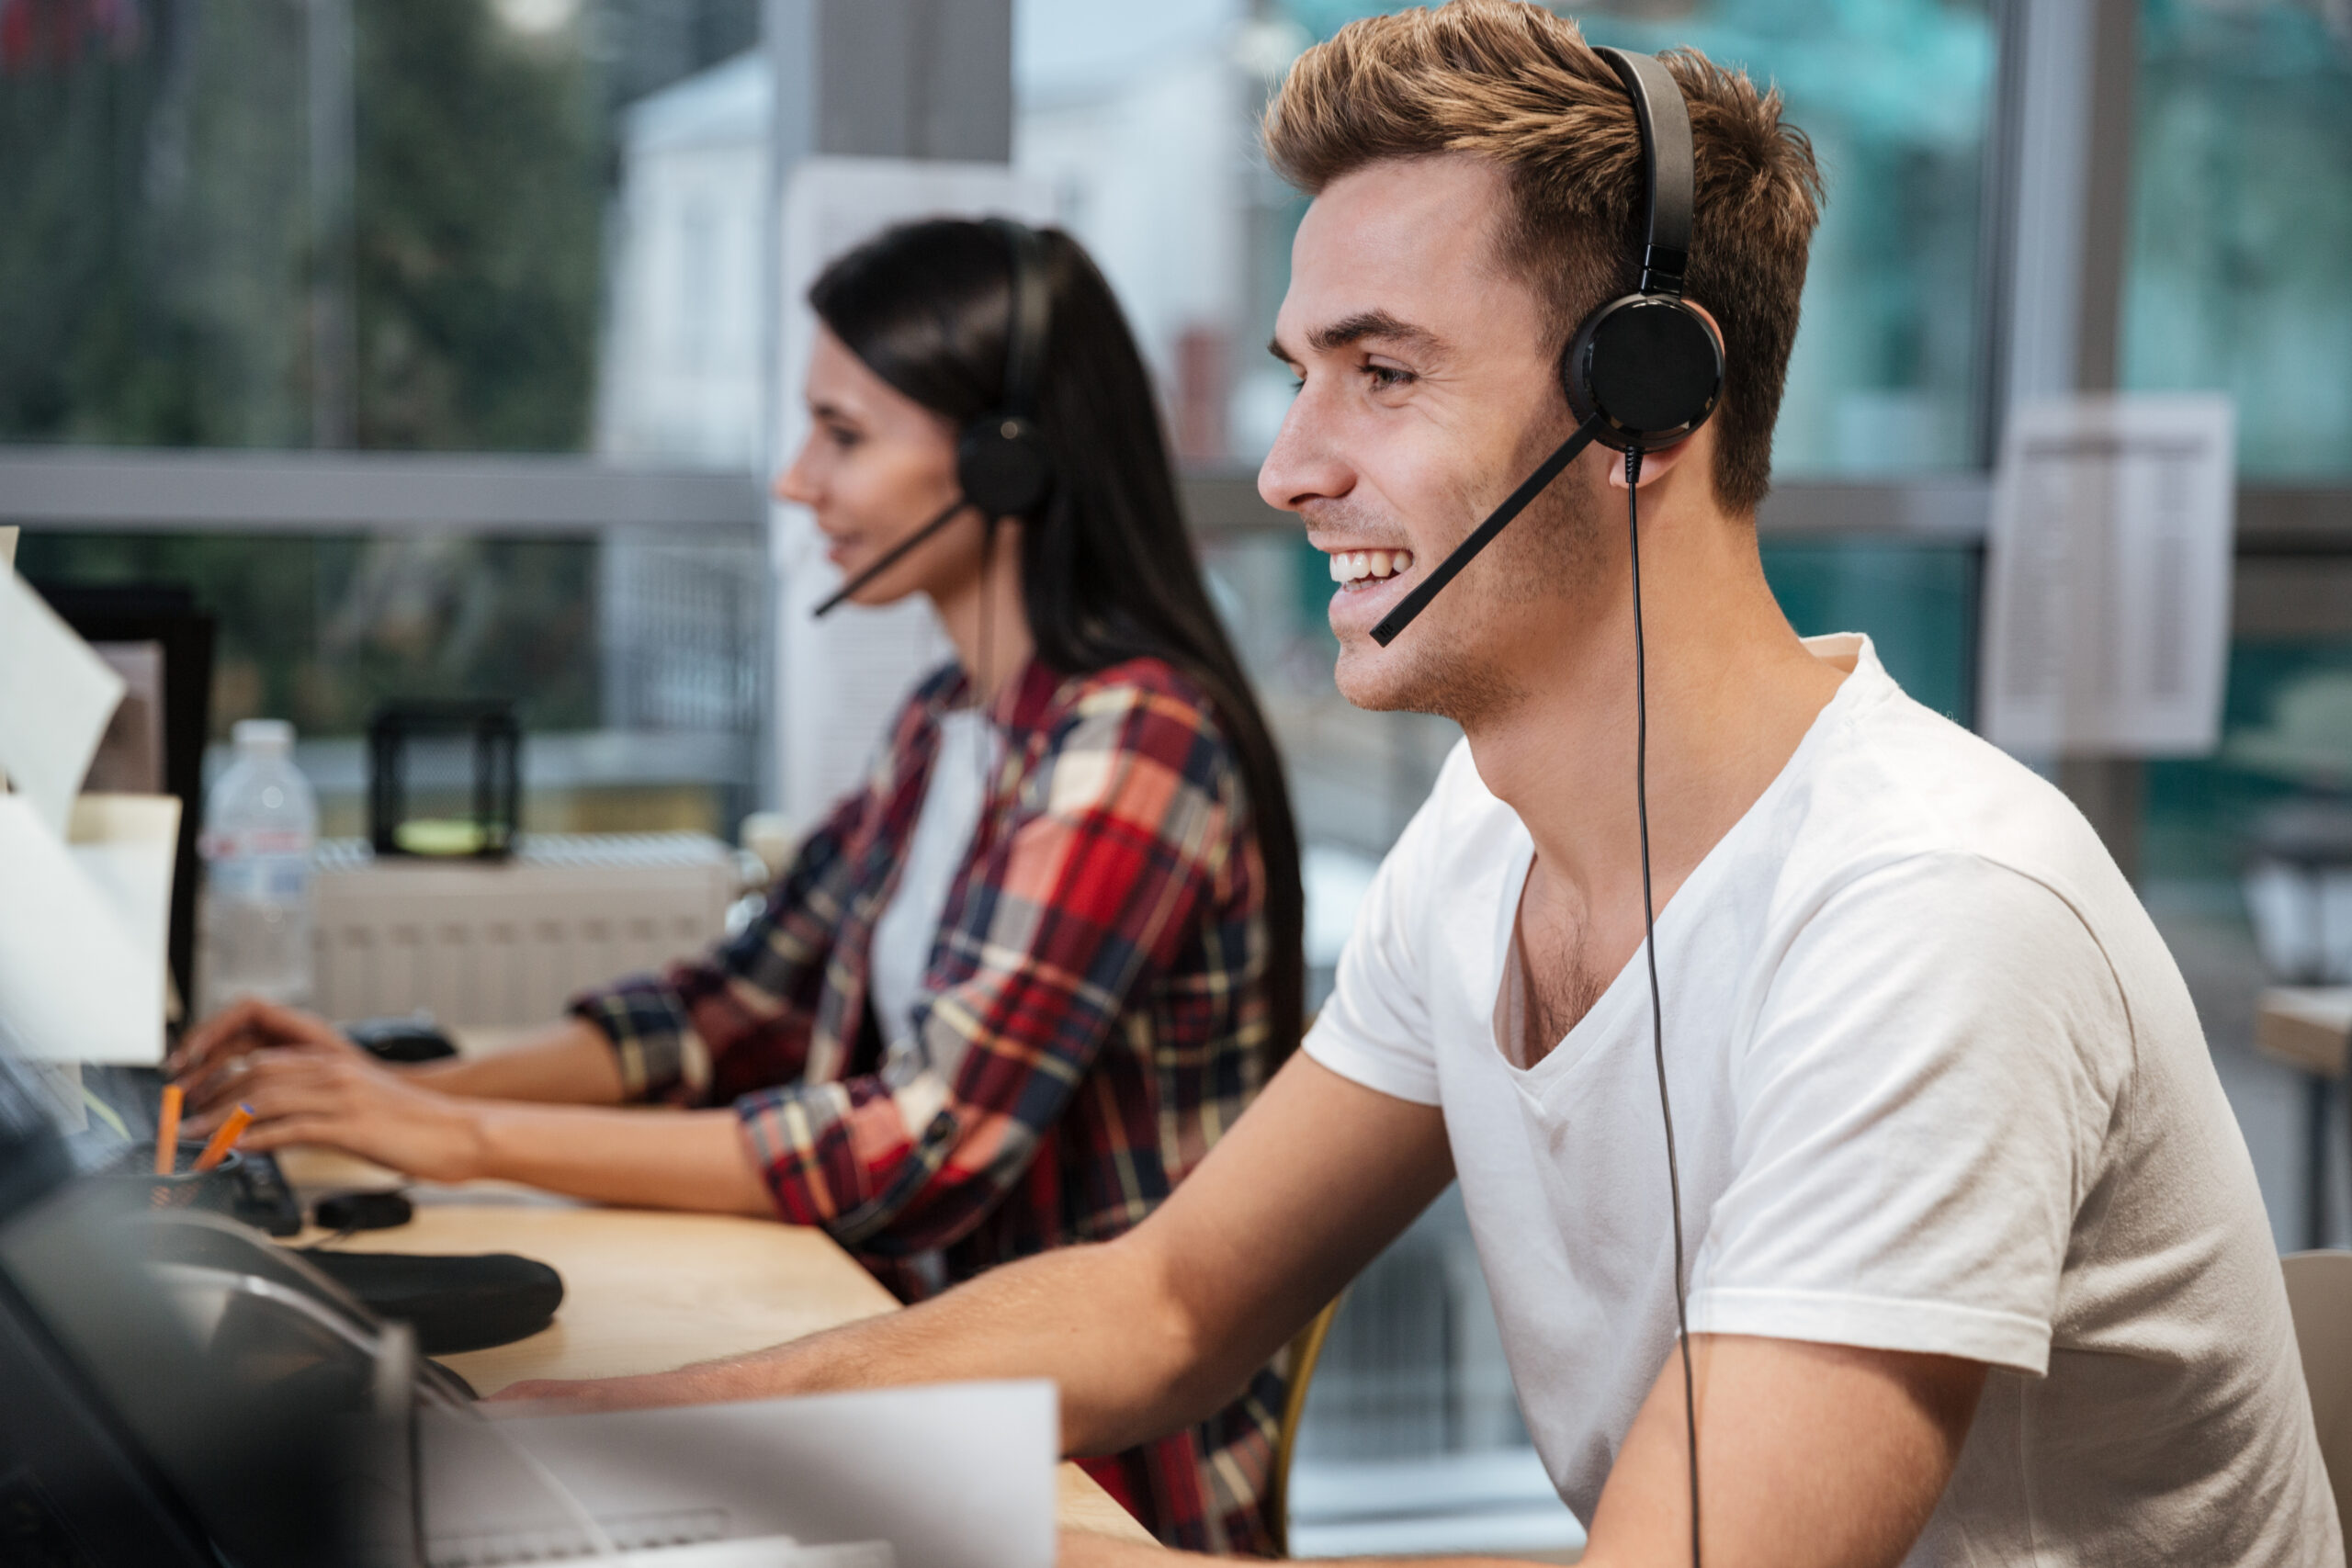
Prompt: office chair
<box><xmin>1265</xmin><ymin>1294</ymin><xmax>1345</xmax><ymax>1558</ymax></box>
<box><xmin>2283</xmin><ymin>1249</ymin><xmax>2352</xmax><ymax>1530</ymax></box>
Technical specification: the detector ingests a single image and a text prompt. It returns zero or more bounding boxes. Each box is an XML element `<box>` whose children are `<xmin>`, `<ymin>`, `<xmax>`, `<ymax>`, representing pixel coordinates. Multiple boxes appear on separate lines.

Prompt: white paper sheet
<box><xmin>0</xmin><ymin>563</ymin><xmax>127</xmax><ymax>836</ymax></box>
<box><xmin>451</xmin><ymin>1381</ymin><xmax>1057</xmax><ymax>1568</ymax></box>
<box><xmin>0</xmin><ymin>793</ymin><xmax>179</xmax><ymax>1063</ymax></box>
<box><xmin>771</xmin><ymin>159</ymin><xmax>1053</xmax><ymax>833</ymax></box>
<box><xmin>1980</xmin><ymin>394</ymin><xmax>2236</xmax><ymax>755</ymax></box>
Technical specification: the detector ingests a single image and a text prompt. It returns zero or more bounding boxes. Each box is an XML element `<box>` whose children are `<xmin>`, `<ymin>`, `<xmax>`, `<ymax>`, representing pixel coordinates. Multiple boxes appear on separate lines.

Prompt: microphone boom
<box><xmin>1368</xmin><ymin>413</ymin><xmax>1605</xmax><ymax>647</ymax></box>
<box><xmin>812</xmin><ymin>496</ymin><xmax>975</xmax><ymax>617</ymax></box>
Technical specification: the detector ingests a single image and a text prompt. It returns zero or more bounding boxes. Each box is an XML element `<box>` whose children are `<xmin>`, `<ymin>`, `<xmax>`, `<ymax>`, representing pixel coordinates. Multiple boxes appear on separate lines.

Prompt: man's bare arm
<box><xmin>496</xmin><ymin>1055</ymin><xmax>1455</xmax><ymax>1459</ymax></box>
<box><xmin>1058</xmin><ymin>1332</ymin><xmax>1984</xmax><ymax>1568</ymax></box>
<box><xmin>1579</xmin><ymin>1333</ymin><xmax>1983</xmax><ymax>1568</ymax></box>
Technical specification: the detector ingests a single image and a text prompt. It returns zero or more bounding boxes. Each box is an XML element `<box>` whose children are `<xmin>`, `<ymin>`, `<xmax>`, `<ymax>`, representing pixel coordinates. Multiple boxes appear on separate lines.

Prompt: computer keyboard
<box><xmin>73</xmin><ymin>1065</ymin><xmax>306</xmax><ymax>1237</ymax></box>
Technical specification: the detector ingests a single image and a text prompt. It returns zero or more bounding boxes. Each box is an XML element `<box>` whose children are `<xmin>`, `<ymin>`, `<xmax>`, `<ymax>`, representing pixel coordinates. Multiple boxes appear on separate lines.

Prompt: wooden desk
<box><xmin>2258</xmin><ymin>987</ymin><xmax>2352</xmax><ymax>1079</ymax></box>
<box><xmin>2256</xmin><ymin>987</ymin><xmax>2352</xmax><ymax>1251</ymax></box>
<box><xmin>277</xmin><ymin>1150</ymin><xmax>1151</xmax><ymax>1545</ymax></box>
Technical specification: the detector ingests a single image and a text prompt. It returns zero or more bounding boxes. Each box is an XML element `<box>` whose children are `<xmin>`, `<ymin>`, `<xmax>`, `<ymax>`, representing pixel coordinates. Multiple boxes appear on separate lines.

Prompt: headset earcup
<box><xmin>1562</xmin><ymin>295</ymin><xmax>1724</xmax><ymax>451</ymax></box>
<box><xmin>957</xmin><ymin>415</ymin><xmax>1056</xmax><ymax>519</ymax></box>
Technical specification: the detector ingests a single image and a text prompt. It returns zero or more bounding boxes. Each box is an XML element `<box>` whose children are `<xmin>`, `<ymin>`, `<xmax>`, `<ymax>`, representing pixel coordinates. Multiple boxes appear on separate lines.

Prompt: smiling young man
<box><xmin>505</xmin><ymin>5</ymin><xmax>2338</xmax><ymax>1562</ymax></box>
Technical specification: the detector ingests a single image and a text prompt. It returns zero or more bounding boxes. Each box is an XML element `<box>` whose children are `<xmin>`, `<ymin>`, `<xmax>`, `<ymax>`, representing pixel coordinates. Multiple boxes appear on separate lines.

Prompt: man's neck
<box><xmin>1464</xmin><ymin>498</ymin><xmax>1849</xmax><ymax>928</ymax></box>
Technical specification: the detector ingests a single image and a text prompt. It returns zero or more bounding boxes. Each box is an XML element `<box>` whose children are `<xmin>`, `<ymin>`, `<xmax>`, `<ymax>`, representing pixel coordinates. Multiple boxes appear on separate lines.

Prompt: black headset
<box><xmin>1363</xmin><ymin>48</ymin><xmax>1714</xmax><ymax>1567</ymax></box>
<box><xmin>1368</xmin><ymin>46</ymin><xmax>1722</xmax><ymax>647</ymax></box>
<box><xmin>813</xmin><ymin>217</ymin><xmax>1057</xmax><ymax>617</ymax></box>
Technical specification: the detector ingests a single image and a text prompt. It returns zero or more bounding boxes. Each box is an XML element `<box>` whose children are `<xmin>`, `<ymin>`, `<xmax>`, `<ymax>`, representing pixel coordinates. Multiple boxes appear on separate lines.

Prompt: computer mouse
<box><xmin>345</xmin><ymin>1016</ymin><xmax>458</xmax><ymax>1064</ymax></box>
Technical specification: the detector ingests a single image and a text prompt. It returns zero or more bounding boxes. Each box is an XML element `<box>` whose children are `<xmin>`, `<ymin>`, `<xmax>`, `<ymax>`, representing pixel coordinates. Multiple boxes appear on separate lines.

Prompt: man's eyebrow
<box><xmin>1268</xmin><ymin>310</ymin><xmax>1442</xmax><ymax>366</ymax></box>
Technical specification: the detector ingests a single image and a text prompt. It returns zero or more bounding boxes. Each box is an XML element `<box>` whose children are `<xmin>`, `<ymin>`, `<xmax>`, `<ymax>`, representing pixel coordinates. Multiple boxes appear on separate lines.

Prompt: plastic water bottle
<box><xmin>202</xmin><ymin>719</ymin><xmax>318</xmax><ymax>1008</ymax></box>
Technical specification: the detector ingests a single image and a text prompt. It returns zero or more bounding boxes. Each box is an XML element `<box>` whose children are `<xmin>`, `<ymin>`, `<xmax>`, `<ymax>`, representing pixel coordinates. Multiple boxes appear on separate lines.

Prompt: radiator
<box><xmin>302</xmin><ymin>833</ymin><xmax>741</xmax><ymax>1028</ymax></box>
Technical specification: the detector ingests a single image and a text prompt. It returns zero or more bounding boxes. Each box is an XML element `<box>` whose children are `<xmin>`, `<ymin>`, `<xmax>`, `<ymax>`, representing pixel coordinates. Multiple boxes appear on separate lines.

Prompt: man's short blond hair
<box><xmin>1263</xmin><ymin>0</ymin><xmax>1824</xmax><ymax>515</ymax></box>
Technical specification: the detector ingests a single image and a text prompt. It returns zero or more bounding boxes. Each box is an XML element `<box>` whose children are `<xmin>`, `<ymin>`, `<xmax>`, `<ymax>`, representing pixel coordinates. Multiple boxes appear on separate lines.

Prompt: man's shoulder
<box><xmin>1792</xmin><ymin>677</ymin><xmax>2129</xmax><ymax>921</ymax></box>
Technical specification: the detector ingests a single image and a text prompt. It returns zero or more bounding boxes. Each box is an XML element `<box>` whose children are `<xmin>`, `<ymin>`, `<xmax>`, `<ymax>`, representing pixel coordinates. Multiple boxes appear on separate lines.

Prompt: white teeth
<box><xmin>1326</xmin><ymin>548</ymin><xmax>1417</xmax><ymax>586</ymax></box>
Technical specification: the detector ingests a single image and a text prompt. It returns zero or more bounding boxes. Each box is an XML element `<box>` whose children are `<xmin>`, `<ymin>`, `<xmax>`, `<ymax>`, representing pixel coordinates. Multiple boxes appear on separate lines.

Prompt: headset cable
<box><xmin>1628</xmin><ymin>444</ymin><xmax>1702</xmax><ymax>1567</ymax></box>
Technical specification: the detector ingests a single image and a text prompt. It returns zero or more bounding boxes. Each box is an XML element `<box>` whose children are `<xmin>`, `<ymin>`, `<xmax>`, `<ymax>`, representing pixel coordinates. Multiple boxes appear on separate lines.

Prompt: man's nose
<box><xmin>1257</xmin><ymin>390</ymin><xmax>1354</xmax><ymax>517</ymax></box>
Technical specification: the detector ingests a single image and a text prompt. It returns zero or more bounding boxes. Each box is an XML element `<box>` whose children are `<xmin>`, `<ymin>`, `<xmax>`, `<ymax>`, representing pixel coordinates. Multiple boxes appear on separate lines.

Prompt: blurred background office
<box><xmin>3</xmin><ymin>0</ymin><xmax>2349</xmax><ymax>1555</ymax></box>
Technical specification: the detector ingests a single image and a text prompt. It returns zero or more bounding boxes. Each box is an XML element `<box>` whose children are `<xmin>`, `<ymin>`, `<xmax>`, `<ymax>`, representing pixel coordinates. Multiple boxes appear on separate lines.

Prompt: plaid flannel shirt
<box><xmin>571</xmin><ymin>656</ymin><xmax>1284</xmax><ymax>1554</ymax></box>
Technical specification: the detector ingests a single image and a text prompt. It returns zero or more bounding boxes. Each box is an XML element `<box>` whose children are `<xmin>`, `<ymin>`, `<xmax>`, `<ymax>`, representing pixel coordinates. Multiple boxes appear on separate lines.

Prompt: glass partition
<box><xmin>2122</xmin><ymin>0</ymin><xmax>2352</xmax><ymax>477</ymax></box>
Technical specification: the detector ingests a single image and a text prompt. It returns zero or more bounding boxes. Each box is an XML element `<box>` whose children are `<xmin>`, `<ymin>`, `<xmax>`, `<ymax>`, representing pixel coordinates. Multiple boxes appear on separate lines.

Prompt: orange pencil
<box><xmin>153</xmin><ymin>1084</ymin><xmax>184</xmax><ymax>1176</ymax></box>
<box><xmin>191</xmin><ymin>1104</ymin><xmax>254</xmax><ymax>1173</ymax></box>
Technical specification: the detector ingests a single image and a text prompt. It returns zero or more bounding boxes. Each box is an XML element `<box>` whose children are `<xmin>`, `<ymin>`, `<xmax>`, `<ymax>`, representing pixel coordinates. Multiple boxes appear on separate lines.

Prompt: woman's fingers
<box><xmin>172</xmin><ymin>1002</ymin><xmax>362</xmax><ymax>1105</ymax></box>
<box><xmin>178</xmin><ymin>1046</ymin><xmax>477</xmax><ymax>1180</ymax></box>
<box><xmin>251</xmin><ymin>1001</ymin><xmax>358</xmax><ymax>1052</ymax></box>
<box><xmin>184</xmin><ymin>1052</ymin><xmax>342</xmax><ymax>1131</ymax></box>
<box><xmin>172</xmin><ymin>999</ymin><xmax>351</xmax><ymax>1073</ymax></box>
<box><xmin>232</xmin><ymin>1113</ymin><xmax>343</xmax><ymax>1153</ymax></box>
<box><xmin>180</xmin><ymin>1055</ymin><xmax>263</xmax><ymax>1117</ymax></box>
<box><xmin>167</xmin><ymin>997</ymin><xmax>267</xmax><ymax>1078</ymax></box>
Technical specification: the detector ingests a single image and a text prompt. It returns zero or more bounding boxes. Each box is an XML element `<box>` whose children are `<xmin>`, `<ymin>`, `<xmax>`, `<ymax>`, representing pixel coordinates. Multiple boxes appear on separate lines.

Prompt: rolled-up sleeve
<box><xmin>735</xmin><ymin>677</ymin><xmax>1241</xmax><ymax>1251</ymax></box>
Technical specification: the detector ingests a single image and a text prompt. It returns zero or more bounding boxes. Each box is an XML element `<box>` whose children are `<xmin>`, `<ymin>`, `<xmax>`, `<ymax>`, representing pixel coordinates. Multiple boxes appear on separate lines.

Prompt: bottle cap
<box><xmin>232</xmin><ymin>718</ymin><xmax>295</xmax><ymax>752</ymax></box>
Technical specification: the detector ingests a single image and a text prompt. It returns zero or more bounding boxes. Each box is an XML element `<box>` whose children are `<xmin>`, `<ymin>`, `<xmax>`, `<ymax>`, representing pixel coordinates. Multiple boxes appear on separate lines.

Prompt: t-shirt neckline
<box><xmin>1482</xmin><ymin>634</ymin><xmax>1884</xmax><ymax>1086</ymax></box>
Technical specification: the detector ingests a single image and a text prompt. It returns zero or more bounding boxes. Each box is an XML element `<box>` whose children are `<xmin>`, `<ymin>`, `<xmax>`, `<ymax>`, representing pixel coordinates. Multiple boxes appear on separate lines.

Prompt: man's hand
<box><xmin>171</xmin><ymin>998</ymin><xmax>485</xmax><ymax>1180</ymax></box>
<box><xmin>487</xmin><ymin>1371</ymin><xmax>723</xmax><ymax>1412</ymax></box>
<box><xmin>1057</xmin><ymin>1529</ymin><xmax>1182</xmax><ymax>1567</ymax></box>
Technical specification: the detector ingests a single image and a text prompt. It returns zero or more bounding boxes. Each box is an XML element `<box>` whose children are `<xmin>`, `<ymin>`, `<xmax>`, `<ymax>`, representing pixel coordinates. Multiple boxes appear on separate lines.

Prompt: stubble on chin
<box><xmin>1335</xmin><ymin>614</ymin><xmax>1526</xmax><ymax>724</ymax></box>
<box><xmin>1331</xmin><ymin>437</ymin><xmax>1603</xmax><ymax>726</ymax></box>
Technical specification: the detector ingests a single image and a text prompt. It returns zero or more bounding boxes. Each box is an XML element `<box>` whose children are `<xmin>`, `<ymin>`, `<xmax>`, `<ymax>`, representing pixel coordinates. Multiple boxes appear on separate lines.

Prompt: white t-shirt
<box><xmin>1306</xmin><ymin>635</ymin><xmax>2339</xmax><ymax>1566</ymax></box>
<box><xmin>869</xmin><ymin>707</ymin><xmax>993</xmax><ymax>1076</ymax></box>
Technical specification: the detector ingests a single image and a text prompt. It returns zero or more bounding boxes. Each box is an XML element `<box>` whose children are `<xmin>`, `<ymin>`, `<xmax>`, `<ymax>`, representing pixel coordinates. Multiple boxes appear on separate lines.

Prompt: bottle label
<box><xmin>203</xmin><ymin>830</ymin><xmax>313</xmax><ymax>903</ymax></box>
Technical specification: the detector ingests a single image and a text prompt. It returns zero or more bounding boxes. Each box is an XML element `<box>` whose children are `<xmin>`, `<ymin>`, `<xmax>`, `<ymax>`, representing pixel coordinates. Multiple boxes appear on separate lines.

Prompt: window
<box><xmin>1760</xmin><ymin>539</ymin><xmax>1980</xmax><ymax>725</ymax></box>
<box><xmin>2</xmin><ymin>0</ymin><xmax>770</xmax><ymax>836</ymax></box>
<box><xmin>2121</xmin><ymin>0</ymin><xmax>2352</xmax><ymax>476</ymax></box>
<box><xmin>0</xmin><ymin>0</ymin><xmax>762</xmax><ymax>455</ymax></box>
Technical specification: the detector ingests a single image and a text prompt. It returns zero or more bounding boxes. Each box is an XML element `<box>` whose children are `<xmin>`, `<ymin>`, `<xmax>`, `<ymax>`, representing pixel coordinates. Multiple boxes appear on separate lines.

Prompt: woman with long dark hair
<box><xmin>172</xmin><ymin>218</ymin><xmax>1306</xmax><ymax>1553</ymax></box>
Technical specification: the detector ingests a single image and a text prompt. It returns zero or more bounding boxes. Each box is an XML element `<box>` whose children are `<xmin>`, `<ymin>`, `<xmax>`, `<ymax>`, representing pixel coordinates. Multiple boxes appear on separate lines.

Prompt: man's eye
<box><xmin>824</xmin><ymin>423</ymin><xmax>861</xmax><ymax>449</ymax></box>
<box><xmin>1364</xmin><ymin>364</ymin><xmax>1414</xmax><ymax>390</ymax></box>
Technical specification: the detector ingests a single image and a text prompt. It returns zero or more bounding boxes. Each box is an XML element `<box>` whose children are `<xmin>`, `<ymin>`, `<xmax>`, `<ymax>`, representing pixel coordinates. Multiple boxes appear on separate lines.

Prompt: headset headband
<box><xmin>984</xmin><ymin>217</ymin><xmax>1050</xmax><ymax>418</ymax></box>
<box><xmin>1596</xmin><ymin>48</ymin><xmax>1693</xmax><ymax>299</ymax></box>
<box><xmin>811</xmin><ymin>218</ymin><xmax>1057</xmax><ymax>617</ymax></box>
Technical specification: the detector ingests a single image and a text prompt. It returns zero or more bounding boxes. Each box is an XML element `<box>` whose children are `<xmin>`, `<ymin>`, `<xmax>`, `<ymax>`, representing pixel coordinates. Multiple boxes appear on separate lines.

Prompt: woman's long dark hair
<box><xmin>809</xmin><ymin>218</ymin><xmax>1305</xmax><ymax>1066</ymax></box>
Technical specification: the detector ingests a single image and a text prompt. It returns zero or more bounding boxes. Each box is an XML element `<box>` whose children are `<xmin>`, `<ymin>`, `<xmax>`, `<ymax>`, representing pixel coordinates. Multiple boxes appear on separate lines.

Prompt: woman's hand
<box><xmin>170</xmin><ymin>998</ymin><xmax>485</xmax><ymax>1181</ymax></box>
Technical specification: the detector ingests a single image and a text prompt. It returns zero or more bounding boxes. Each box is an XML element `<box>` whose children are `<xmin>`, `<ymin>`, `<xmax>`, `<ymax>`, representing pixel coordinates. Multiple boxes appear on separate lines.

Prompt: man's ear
<box><xmin>1604</xmin><ymin>433</ymin><xmax>1702</xmax><ymax>491</ymax></box>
